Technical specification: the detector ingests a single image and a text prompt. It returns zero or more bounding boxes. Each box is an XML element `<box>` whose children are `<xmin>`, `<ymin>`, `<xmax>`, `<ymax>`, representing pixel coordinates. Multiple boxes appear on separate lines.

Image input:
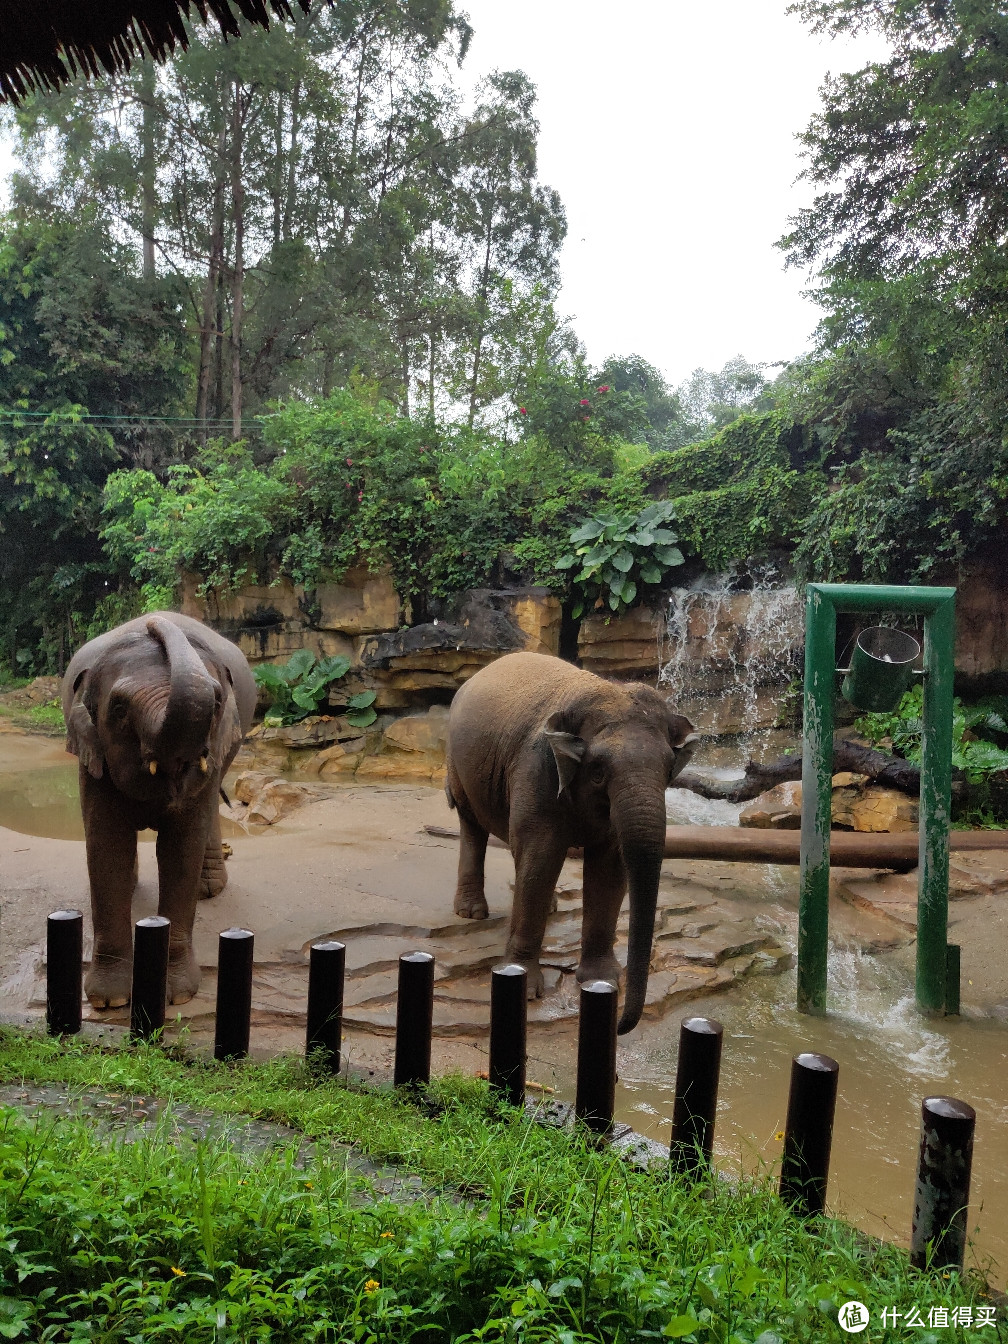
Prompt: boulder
<box><xmin>381</xmin><ymin>704</ymin><xmax>449</xmax><ymax>758</ymax></box>
<box><xmin>316</xmin><ymin>565</ymin><xmax>400</xmax><ymax>634</ymax></box>
<box><xmin>832</xmin><ymin>784</ymin><xmax>918</xmax><ymax>833</ymax></box>
<box><xmin>245</xmin><ymin>779</ymin><xmax>321</xmax><ymax>825</ymax></box>
<box><xmin>578</xmin><ymin>606</ymin><xmax>663</xmax><ymax>679</ymax></box>
<box><xmin>739</xmin><ymin>781</ymin><xmax>802</xmax><ymax>829</ymax></box>
<box><xmin>739</xmin><ymin>776</ymin><xmax>919</xmax><ymax>832</ymax></box>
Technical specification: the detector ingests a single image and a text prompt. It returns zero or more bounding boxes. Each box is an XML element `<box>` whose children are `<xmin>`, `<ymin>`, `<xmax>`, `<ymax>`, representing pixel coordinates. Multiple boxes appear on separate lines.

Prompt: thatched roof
<box><xmin>1</xmin><ymin>0</ymin><xmax>314</xmax><ymax>103</ymax></box>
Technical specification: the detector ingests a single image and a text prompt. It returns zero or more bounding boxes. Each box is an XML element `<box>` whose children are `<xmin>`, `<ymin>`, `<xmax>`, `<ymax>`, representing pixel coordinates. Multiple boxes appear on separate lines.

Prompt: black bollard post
<box><xmin>910</xmin><ymin>1096</ymin><xmax>976</xmax><ymax>1273</ymax></box>
<box><xmin>394</xmin><ymin>952</ymin><xmax>434</xmax><ymax>1088</ymax></box>
<box><xmin>130</xmin><ymin>916</ymin><xmax>170</xmax><ymax>1041</ymax></box>
<box><xmin>305</xmin><ymin>940</ymin><xmax>346</xmax><ymax>1072</ymax></box>
<box><xmin>46</xmin><ymin>909</ymin><xmax>84</xmax><ymax>1037</ymax></box>
<box><xmin>574</xmin><ymin>980</ymin><xmax>618</xmax><ymax>1138</ymax></box>
<box><xmin>779</xmin><ymin>1051</ymin><xmax>839</xmax><ymax>1217</ymax></box>
<box><xmin>214</xmin><ymin>927</ymin><xmax>254</xmax><ymax>1061</ymax></box>
<box><xmin>488</xmin><ymin>963</ymin><xmax>527</xmax><ymax>1108</ymax></box>
<box><xmin>669</xmin><ymin>1016</ymin><xmax>723</xmax><ymax>1176</ymax></box>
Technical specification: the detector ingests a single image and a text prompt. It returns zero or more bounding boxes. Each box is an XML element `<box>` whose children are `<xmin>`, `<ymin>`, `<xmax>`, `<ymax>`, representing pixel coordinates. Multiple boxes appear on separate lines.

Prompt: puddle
<box><xmin>0</xmin><ymin>734</ymin><xmax>243</xmax><ymax>841</ymax></box>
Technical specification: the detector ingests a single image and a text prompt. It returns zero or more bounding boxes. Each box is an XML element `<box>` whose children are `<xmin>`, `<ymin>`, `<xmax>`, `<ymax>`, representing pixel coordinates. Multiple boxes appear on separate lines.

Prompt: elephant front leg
<box><xmin>81</xmin><ymin>773</ymin><xmax>139</xmax><ymax>1009</ymax></box>
<box><xmin>577</xmin><ymin>845</ymin><xmax>627</xmax><ymax>987</ymax></box>
<box><xmin>198</xmin><ymin>791</ymin><xmax>228</xmax><ymax>900</ymax></box>
<box><xmin>156</xmin><ymin>811</ymin><xmax>210</xmax><ymax>1005</ymax></box>
<box><xmin>453</xmin><ymin>807</ymin><xmax>490</xmax><ymax>919</ymax></box>
<box><xmin>506</xmin><ymin>834</ymin><xmax>568</xmax><ymax>1000</ymax></box>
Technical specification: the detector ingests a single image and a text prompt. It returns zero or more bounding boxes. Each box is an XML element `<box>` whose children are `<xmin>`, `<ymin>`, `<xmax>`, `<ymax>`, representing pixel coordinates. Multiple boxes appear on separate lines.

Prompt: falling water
<box><xmin>658</xmin><ymin>567</ymin><xmax>804</xmax><ymax>753</ymax></box>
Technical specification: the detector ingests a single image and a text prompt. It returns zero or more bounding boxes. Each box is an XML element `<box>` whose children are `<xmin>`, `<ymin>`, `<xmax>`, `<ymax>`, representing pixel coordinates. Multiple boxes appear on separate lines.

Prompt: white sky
<box><xmin>459</xmin><ymin>0</ymin><xmax>887</xmax><ymax>386</ymax></box>
<box><xmin>0</xmin><ymin>2</ymin><xmax>887</xmax><ymax>389</ymax></box>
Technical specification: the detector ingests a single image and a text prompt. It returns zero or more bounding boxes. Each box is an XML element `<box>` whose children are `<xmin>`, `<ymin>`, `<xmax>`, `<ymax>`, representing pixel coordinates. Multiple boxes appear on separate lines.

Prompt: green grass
<box><xmin>0</xmin><ymin>1029</ymin><xmax>999</xmax><ymax>1342</ymax></box>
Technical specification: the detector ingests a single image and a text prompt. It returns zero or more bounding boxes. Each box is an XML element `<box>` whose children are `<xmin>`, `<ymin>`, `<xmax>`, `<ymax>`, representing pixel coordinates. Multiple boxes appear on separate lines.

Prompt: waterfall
<box><xmin>658</xmin><ymin>567</ymin><xmax>803</xmax><ymax>748</ymax></box>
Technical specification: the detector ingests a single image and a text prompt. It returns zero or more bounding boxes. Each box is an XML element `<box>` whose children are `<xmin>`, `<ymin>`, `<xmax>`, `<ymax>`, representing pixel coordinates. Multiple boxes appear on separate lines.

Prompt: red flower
<box><xmin>346</xmin><ymin>457</ymin><xmax>353</xmax><ymax>466</ymax></box>
<box><xmin>597</xmin><ymin>385</ymin><xmax>610</xmax><ymax>393</ymax></box>
<box><xmin>357</xmin><ymin>490</ymin><xmax>363</xmax><ymax>502</ymax></box>
<box><xmin>346</xmin><ymin>482</ymin><xmax>352</xmax><ymax>489</ymax></box>
<box><xmin>580</xmin><ymin>399</ymin><xmax>590</xmax><ymax>406</ymax></box>
<box><xmin>518</xmin><ymin>407</ymin><xmax>527</xmax><ymax>415</ymax></box>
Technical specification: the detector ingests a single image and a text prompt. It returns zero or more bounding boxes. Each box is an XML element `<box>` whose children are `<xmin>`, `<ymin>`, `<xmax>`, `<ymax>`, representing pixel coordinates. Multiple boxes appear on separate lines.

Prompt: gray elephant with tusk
<box><xmin>445</xmin><ymin>651</ymin><xmax>698</xmax><ymax>1035</ymax></box>
<box><xmin>62</xmin><ymin>612</ymin><xmax>256</xmax><ymax>1009</ymax></box>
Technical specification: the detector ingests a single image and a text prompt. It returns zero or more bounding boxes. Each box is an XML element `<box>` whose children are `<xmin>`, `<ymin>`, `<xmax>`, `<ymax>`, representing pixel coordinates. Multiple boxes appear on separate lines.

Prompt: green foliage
<box><xmin>252</xmin><ymin>651</ymin><xmax>375</xmax><ymax>727</ymax></box>
<box><xmin>856</xmin><ymin>686</ymin><xmax>1008</xmax><ymax>785</ymax></box>
<box><xmin>558</xmin><ymin>502</ymin><xmax>685</xmax><ymax>618</ymax></box>
<box><xmin>0</xmin><ymin>1030</ymin><xmax>993</xmax><ymax>1343</ymax></box>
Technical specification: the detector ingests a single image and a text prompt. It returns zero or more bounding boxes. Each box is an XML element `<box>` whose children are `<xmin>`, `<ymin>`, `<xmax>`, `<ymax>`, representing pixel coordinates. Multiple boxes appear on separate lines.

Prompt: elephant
<box><xmin>445</xmin><ymin>651</ymin><xmax>698</xmax><ymax>1035</ymax></box>
<box><xmin>62</xmin><ymin>612</ymin><xmax>256</xmax><ymax>1009</ymax></box>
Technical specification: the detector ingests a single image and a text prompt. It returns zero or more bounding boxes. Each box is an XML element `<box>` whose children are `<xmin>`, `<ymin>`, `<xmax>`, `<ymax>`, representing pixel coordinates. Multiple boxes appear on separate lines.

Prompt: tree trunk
<box><xmin>272</xmin><ymin>91</ymin><xmax>284</xmax><ymax>250</ymax></box>
<box><xmin>231</xmin><ymin>80</ymin><xmax>245</xmax><ymax>441</ymax></box>
<box><xmin>467</xmin><ymin>216</ymin><xmax>494</xmax><ymax>429</ymax></box>
<box><xmin>673</xmin><ymin>738</ymin><xmax>963</xmax><ymax>803</ymax></box>
<box><xmin>139</xmin><ymin>62</ymin><xmax>157</xmax><ymax>281</ymax></box>
<box><xmin>282</xmin><ymin>81</ymin><xmax>301</xmax><ymax>242</ymax></box>
<box><xmin>195</xmin><ymin>114</ymin><xmax>228</xmax><ymax>434</ymax></box>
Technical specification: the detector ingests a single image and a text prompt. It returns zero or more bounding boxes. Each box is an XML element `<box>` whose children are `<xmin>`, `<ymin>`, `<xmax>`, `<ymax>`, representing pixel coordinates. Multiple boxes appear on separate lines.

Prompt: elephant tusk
<box><xmin>199</xmin><ymin>757</ymin><xmax>208</xmax><ymax>774</ymax></box>
<box><xmin>149</xmin><ymin>760</ymin><xmax>158</xmax><ymax>776</ymax></box>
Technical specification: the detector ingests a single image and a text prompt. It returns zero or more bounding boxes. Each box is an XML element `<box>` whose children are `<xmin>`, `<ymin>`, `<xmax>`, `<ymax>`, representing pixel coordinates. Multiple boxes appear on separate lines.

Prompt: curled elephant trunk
<box><xmin>141</xmin><ymin>617</ymin><xmax>217</xmax><ymax>762</ymax></box>
<box><xmin>612</xmin><ymin>788</ymin><xmax>667</xmax><ymax>1035</ymax></box>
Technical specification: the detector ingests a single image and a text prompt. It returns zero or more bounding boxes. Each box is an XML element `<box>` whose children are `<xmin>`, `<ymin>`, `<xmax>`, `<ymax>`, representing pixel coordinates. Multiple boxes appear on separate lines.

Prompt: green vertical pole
<box><xmin>917</xmin><ymin>594</ymin><xmax>955</xmax><ymax>1013</ymax></box>
<box><xmin>797</xmin><ymin>585</ymin><xmax>836</xmax><ymax>1014</ymax></box>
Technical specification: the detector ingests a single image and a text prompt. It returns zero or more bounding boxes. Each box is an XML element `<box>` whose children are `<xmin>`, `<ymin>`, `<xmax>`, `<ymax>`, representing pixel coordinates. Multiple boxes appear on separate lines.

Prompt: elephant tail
<box><xmin>444</xmin><ymin>780</ymin><xmax>457</xmax><ymax>810</ymax></box>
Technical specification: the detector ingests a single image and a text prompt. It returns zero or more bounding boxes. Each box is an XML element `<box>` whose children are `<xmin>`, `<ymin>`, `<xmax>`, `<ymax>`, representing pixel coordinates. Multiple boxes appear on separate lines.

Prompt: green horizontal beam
<box><xmin>807</xmin><ymin>582</ymin><xmax>956</xmax><ymax>617</ymax></box>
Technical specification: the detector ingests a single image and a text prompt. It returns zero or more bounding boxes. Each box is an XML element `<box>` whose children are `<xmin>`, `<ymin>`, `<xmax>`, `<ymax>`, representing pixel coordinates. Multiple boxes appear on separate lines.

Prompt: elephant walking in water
<box><xmin>62</xmin><ymin>613</ymin><xmax>256</xmax><ymax>1009</ymax></box>
<box><xmin>445</xmin><ymin>652</ymin><xmax>697</xmax><ymax>1034</ymax></box>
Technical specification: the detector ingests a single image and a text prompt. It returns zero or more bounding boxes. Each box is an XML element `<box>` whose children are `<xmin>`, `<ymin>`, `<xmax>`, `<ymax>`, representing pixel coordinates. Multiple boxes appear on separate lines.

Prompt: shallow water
<box><xmin>0</xmin><ymin>734</ymin><xmax>243</xmax><ymax>840</ymax></box>
<box><xmin>605</xmin><ymin>925</ymin><xmax>1008</xmax><ymax>1286</ymax></box>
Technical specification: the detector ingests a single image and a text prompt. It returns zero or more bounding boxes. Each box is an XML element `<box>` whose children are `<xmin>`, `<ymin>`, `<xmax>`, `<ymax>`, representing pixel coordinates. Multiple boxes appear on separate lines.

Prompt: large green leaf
<box><xmin>347</xmin><ymin>689</ymin><xmax>377</xmax><ymax>709</ymax></box>
<box><xmin>569</xmin><ymin>518</ymin><xmax>606</xmax><ymax>544</ymax></box>
<box><xmin>620</xmin><ymin>578</ymin><xmax>637</xmax><ymax>604</ymax></box>
<box><xmin>345</xmin><ymin>705</ymin><xmax>377</xmax><ymax>728</ymax></box>
<box><xmin>612</xmin><ymin>548</ymin><xmax>634</xmax><ymax>573</ymax></box>
<box><xmin>639</xmin><ymin>562</ymin><xmax>663</xmax><ymax>584</ymax></box>
<box><xmin>285</xmin><ymin>648</ymin><xmax>316</xmax><ymax>680</ymax></box>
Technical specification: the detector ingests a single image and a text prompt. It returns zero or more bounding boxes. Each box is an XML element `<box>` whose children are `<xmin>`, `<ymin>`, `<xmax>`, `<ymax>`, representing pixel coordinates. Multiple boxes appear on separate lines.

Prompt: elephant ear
<box><xmin>210</xmin><ymin>665</ymin><xmax>245</xmax><ymax>771</ymax></box>
<box><xmin>666</xmin><ymin>709</ymin><xmax>700</xmax><ymax>782</ymax></box>
<box><xmin>65</xmin><ymin>672</ymin><xmax>104</xmax><ymax>780</ymax></box>
<box><xmin>543</xmin><ymin>711</ymin><xmax>586</xmax><ymax>797</ymax></box>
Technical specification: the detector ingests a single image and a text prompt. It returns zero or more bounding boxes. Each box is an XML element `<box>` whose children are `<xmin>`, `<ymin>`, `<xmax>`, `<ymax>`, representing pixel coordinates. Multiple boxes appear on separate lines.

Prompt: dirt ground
<box><xmin>2</xmin><ymin>722</ymin><xmax>1007</xmax><ymax>1093</ymax></box>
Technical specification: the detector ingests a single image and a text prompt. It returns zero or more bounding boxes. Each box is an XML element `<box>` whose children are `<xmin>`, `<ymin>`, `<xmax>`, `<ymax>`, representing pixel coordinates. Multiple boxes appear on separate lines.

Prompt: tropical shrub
<box><xmin>856</xmin><ymin>685</ymin><xmax>1008</xmax><ymax>784</ymax></box>
<box><xmin>253</xmin><ymin>651</ymin><xmax>377</xmax><ymax>728</ymax></box>
<box><xmin>557</xmin><ymin>502</ymin><xmax>685</xmax><ymax>618</ymax></box>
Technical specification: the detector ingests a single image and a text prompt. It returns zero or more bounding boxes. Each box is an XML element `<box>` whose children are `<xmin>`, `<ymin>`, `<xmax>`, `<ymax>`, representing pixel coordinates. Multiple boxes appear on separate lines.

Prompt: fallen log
<box><xmin>674</xmin><ymin>736</ymin><xmax>952</xmax><ymax>804</ymax></box>
<box><xmin>423</xmin><ymin>823</ymin><xmax>1008</xmax><ymax>871</ymax></box>
<box><xmin>662</xmin><ymin>825</ymin><xmax>1007</xmax><ymax>869</ymax></box>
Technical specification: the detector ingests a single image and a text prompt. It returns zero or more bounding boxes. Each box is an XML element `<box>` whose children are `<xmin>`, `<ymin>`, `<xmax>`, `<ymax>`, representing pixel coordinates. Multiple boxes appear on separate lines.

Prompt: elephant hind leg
<box><xmin>198</xmin><ymin>805</ymin><xmax>228</xmax><ymax>900</ymax></box>
<box><xmin>453</xmin><ymin>805</ymin><xmax>490</xmax><ymax>920</ymax></box>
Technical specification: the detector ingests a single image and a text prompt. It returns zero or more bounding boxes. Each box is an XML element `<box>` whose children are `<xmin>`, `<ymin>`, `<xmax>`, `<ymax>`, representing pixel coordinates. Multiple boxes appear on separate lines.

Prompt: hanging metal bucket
<box><xmin>841</xmin><ymin>626</ymin><xmax>921</xmax><ymax>713</ymax></box>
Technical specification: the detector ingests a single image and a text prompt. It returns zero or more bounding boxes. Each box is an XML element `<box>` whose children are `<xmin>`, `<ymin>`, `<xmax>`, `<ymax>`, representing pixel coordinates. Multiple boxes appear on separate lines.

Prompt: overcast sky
<box><xmin>458</xmin><ymin>1</ymin><xmax>886</xmax><ymax>386</ymax></box>
<box><xmin>0</xmin><ymin>2</ymin><xmax>886</xmax><ymax>389</ymax></box>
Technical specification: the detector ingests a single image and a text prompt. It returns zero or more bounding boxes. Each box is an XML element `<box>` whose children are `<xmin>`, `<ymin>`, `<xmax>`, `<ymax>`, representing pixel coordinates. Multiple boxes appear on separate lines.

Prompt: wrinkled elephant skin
<box><xmin>62</xmin><ymin>613</ymin><xmax>256</xmax><ymax>1009</ymax></box>
<box><xmin>445</xmin><ymin>652</ymin><xmax>697</xmax><ymax>1034</ymax></box>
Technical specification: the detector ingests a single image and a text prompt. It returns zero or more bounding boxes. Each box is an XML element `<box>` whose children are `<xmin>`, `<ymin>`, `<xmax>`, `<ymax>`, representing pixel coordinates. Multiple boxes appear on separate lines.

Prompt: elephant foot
<box><xmin>576</xmin><ymin>954</ymin><xmax>623</xmax><ymax>987</ymax></box>
<box><xmin>454</xmin><ymin>889</ymin><xmax>489</xmax><ymax>920</ymax></box>
<box><xmin>199</xmin><ymin>846</ymin><xmax>229</xmax><ymax>900</ymax></box>
<box><xmin>167</xmin><ymin>946</ymin><xmax>201</xmax><ymax>1005</ymax></box>
<box><xmin>85</xmin><ymin>955</ymin><xmax>133</xmax><ymax>1010</ymax></box>
<box><xmin>502</xmin><ymin>956</ymin><xmax>544</xmax><ymax>999</ymax></box>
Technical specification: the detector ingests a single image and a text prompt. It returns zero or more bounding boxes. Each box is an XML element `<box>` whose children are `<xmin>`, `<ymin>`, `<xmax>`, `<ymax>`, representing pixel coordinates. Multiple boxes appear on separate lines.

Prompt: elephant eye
<box><xmin>589</xmin><ymin>762</ymin><xmax>606</xmax><ymax>785</ymax></box>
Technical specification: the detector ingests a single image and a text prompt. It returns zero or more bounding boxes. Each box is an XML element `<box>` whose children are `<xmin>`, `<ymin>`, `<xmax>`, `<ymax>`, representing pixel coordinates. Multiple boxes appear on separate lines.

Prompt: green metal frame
<box><xmin>797</xmin><ymin>584</ymin><xmax>956</xmax><ymax>1016</ymax></box>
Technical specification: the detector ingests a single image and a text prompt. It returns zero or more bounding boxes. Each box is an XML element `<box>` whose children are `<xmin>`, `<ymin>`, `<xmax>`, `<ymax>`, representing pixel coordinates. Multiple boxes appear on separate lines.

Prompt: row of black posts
<box><xmin>46</xmin><ymin>910</ymin><xmax>975</xmax><ymax>1273</ymax></box>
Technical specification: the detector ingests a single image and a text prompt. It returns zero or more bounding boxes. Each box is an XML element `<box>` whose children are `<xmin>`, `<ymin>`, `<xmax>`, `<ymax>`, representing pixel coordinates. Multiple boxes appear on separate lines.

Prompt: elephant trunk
<box><xmin>612</xmin><ymin>786</ymin><xmax>667</xmax><ymax>1035</ymax></box>
<box><xmin>141</xmin><ymin>617</ymin><xmax>217</xmax><ymax>765</ymax></box>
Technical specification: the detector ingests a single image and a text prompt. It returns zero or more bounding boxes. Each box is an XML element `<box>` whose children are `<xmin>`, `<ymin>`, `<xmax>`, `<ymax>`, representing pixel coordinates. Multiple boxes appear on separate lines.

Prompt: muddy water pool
<box><xmin>562</xmin><ymin>872</ymin><xmax>1008</xmax><ymax>1287</ymax></box>
<box><xmin>0</xmin><ymin>732</ymin><xmax>244</xmax><ymax>840</ymax></box>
